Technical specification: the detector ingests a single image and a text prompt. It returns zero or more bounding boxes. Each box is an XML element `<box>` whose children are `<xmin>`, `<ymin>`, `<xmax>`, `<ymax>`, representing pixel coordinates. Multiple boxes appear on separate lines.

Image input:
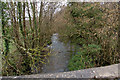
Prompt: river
<box><xmin>41</xmin><ymin>33</ymin><xmax>72</xmax><ymax>73</ymax></box>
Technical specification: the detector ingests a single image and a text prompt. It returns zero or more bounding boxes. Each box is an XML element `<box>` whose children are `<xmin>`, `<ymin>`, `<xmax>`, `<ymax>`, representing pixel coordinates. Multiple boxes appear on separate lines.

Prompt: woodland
<box><xmin>0</xmin><ymin>2</ymin><xmax>119</xmax><ymax>76</ymax></box>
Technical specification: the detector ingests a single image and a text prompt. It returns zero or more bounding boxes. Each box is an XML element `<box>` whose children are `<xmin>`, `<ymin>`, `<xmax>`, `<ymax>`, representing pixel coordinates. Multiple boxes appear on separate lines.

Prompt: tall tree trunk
<box><xmin>22</xmin><ymin>2</ymin><xmax>32</xmax><ymax>74</ymax></box>
<box><xmin>10</xmin><ymin>2</ymin><xmax>21</xmax><ymax>46</ymax></box>
<box><xmin>39</xmin><ymin>2</ymin><xmax>43</xmax><ymax>26</ymax></box>
<box><xmin>118</xmin><ymin>1</ymin><xmax>120</xmax><ymax>61</ymax></box>
<box><xmin>23</xmin><ymin>2</ymin><xmax>27</xmax><ymax>48</ymax></box>
<box><xmin>26</xmin><ymin>2</ymin><xmax>34</xmax><ymax>48</ymax></box>
<box><xmin>33</xmin><ymin>2</ymin><xmax>37</xmax><ymax>37</ymax></box>
<box><xmin>18</xmin><ymin>2</ymin><xmax>24</xmax><ymax>37</ymax></box>
<box><xmin>31</xmin><ymin>3</ymin><xmax>37</xmax><ymax>48</ymax></box>
<box><xmin>27</xmin><ymin>2</ymin><xmax>32</xmax><ymax>31</ymax></box>
<box><xmin>38</xmin><ymin>2</ymin><xmax>43</xmax><ymax>44</ymax></box>
<box><xmin>1</xmin><ymin>2</ymin><xmax>9</xmax><ymax>56</ymax></box>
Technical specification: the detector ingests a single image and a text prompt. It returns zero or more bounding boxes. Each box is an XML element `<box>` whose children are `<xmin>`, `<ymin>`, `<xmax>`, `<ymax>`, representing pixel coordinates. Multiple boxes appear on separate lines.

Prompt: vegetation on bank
<box><xmin>68</xmin><ymin>44</ymin><xmax>101</xmax><ymax>70</ymax></box>
<box><xmin>55</xmin><ymin>3</ymin><xmax>119</xmax><ymax>71</ymax></box>
<box><xmin>0</xmin><ymin>1</ymin><xmax>56</xmax><ymax>76</ymax></box>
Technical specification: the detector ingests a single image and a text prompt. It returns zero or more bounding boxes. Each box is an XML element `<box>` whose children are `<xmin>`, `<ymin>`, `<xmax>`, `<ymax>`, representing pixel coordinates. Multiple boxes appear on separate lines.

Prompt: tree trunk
<box><xmin>31</xmin><ymin>2</ymin><xmax>37</xmax><ymax>48</ymax></box>
<box><xmin>27</xmin><ymin>2</ymin><xmax>32</xmax><ymax>31</ymax></box>
<box><xmin>23</xmin><ymin>2</ymin><xmax>27</xmax><ymax>48</ymax></box>
<box><xmin>38</xmin><ymin>2</ymin><xmax>43</xmax><ymax>44</ymax></box>
<box><xmin>1</xmin><ymin>2</ymin><xmax>9</xmax><ymax>56</ymax></box>
<box><xmin>33</xmin><ymin>2</ymin><xmax>37</xmax><ymax>36</ymax></box>
<box><xmin>18</xmin><ymin>2</ymin><xmax>24</xmax><ymax>37</ymax></box>
<box><xmin>22</xmin><ymin>2</ymin><xmax>31</xmax><ymax>74</ymax></box>
<box><xmin>118</xmin><ymin>1</ymin><xmax>120</xmax><ymax>61</ymax></box>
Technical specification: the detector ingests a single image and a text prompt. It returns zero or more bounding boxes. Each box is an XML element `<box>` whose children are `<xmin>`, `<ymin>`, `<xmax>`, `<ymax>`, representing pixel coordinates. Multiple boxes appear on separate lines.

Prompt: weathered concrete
<box><xmin>2</xmin><ymin>63</ymin><xmax>120</xmax><ymax>79</ymax></box>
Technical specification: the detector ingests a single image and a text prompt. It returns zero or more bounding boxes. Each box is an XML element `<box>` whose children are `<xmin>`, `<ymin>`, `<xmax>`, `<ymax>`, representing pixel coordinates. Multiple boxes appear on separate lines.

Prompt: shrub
<box><xmin>68</xmin><ymin>44</ymin><xmax>101</xmax><ymax>71</ymax></box>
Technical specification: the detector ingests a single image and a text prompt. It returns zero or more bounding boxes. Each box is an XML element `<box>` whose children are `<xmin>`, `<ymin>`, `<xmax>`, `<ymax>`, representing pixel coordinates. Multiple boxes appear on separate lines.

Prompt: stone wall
<box><xmin>2</xmin><ymin>63</ymin><xmax>120</xmax><ymax>79</ymax></box>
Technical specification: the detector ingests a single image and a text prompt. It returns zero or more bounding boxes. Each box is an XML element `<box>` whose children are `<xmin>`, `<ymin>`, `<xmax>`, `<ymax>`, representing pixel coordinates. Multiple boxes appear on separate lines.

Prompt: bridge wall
<box><xmin>2</xmin><ymin>63</ymin><xmax>120</xmax><ymax>79</ymax></box>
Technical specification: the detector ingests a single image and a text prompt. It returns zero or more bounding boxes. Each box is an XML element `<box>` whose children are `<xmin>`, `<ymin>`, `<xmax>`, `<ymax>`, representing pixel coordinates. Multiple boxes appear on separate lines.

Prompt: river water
<box><xmin>41</xmin><ymin>33</ymin><xmax>72</xmax><ymax>73</ymax></box>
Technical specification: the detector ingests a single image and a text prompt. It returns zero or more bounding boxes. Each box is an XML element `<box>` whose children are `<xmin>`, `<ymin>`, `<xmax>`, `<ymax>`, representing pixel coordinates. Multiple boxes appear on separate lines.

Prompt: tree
<box><xmin>118</xmin><ymin>1</ymin><xmax>120</xmax><ymax>60</ymax></box>
<box><xmin>1</xmin><ymin>2</ymin><xmax>10</xmax><ymax>56</ymax></box>
<box><xmin>1</xmin><ymin>1</ymin><xmax>60</xmax><ymax>75</ymax></box>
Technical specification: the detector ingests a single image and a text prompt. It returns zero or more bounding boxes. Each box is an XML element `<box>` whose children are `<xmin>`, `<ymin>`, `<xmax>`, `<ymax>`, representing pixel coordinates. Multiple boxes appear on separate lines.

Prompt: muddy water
<box><xmin>41</xmin><ymin>33</ymin><xmax>71</xmax><ymax>73</ymax></box>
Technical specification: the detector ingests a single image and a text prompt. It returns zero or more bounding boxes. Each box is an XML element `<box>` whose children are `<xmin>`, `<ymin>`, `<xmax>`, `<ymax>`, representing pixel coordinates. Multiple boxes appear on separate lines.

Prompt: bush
<box><xmin>68</xmin><ymin>44</ymin><xmax>101</xmax><ymax>71</ymax></box>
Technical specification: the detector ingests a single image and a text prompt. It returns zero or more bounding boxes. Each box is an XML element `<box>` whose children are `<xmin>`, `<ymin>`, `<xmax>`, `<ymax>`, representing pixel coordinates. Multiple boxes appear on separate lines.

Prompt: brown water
<box><xmin>41</xmin><ymin>33</ymin><xmax>71</xmax><ymax>73</ymax></box>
